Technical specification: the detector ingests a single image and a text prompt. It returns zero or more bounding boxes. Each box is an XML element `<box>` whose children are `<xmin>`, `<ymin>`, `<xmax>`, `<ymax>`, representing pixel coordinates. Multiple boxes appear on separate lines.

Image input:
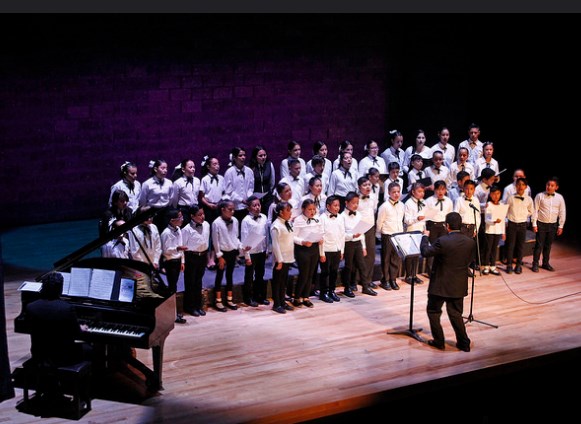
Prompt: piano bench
<box><xmin>12</xmin><ymin>358</ymin><xmax>92</xmax><ymax>420</ymax></box>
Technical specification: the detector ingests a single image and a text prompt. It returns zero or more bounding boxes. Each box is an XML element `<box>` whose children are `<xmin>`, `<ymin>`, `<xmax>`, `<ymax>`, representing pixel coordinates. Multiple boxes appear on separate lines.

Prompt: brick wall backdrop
<box><xmin>0</xmin><ymin>16</ymin><xmax>387</xmax><ymax>228</ymax></box>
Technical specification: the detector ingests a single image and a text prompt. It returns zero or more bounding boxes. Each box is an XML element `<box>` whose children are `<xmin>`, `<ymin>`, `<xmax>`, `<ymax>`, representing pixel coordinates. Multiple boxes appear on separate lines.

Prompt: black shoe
<box><xmin>379</xmin><ymin>282</ymin><xmax>391</xmax><ymax>291</ymax></box>
<box><xmin>456</xmin><ymin>343</ymin><xmax>471</xmax><ymax>352</ymax></box>
<box><xmin>175</xmin><ymin>315</ymin><xmax>186</xmax><ymax>324</ymax></box>
<box><xmin>427</xmin><ymin>339</ymin><xmax>445</xmax><ymax>350</ymax></box>
<box><xmin>467</xmin><ymin>269</ymin><xmax>474</xmax><ymax>278</ymax></box>
<box><xmin>292</xmin><ymin>299</ymin><xmax>303</xmax><ymax>307</ymax></box>
<box><xmin>302</xmin><ymin>299</ymin><xmax>314</xmax><ymax>308</ymax></box>
<box><xmin>329</xmin><ymin>292</ymin><xmax>341</xmax><ymax>302</ymax></box>
<box><xmin>342</xmin><ymin>288</ymin><xmax>355</xmax><ymax>298</ymax></box>
<box><xmin>273</xmin><ymin>306</ymin><xmax>286</xmax><ymax>314</ymax></box>
<box><xmin>283</xmin><ymin>303</ymin><xmax>294</xmax><ymax>311</ymax></box>
<box><xmin>185</xmin><ymin>308</ymin><xmax>198</xmax><ymax>316</ymax></box>
<box><xmin>362</xmin><ymin>287</ymin><xmax>377</xmax><ymax>296</ymax></box>
<box><xmin>506</xmin><ymin>266</ymin><xmax>513</xmax><ymax>274</ymax></box>
<box><xmin>244</xmin><ymin>299</ymin><xmax>259</xmax><ymax>307</ymax></box>
<box><xmin>259</xmin><ymin>299</ymin><xmax>271</xmax><ymax>306</ymax></box>
<box><xmin>489</xmin><ymin>269</ymin><xmax>500</xmax><ymax>276</ymax></box>
<box><xmin>319</xmin><ymin>293</ymin><xmax>333</xmax><ymax>303</ymax></box>
<box><xmin>514</xmin><ymin>265</ymin><xmax>522</xmax><ymax>274</ymax></box>
<box><xmin>214</xmin><ymin>302</ymin><xmax>227</xmax><ymax>312</ymax></box>
<box><xmin>404</xmin><ymin>276</ymin><xmax>414</xmax><ymax>285</ymax></box>
<box><xmin>389</xmin><ymin>280</ymin><xmax>400</xmax><ymax>290</ymax></box>
<box><xmin>413</xmin><ymin>277</ymin><xmax>423</xmax><ymax>284</ymax></box>
<box><xmin>370</xmin><ymin>282</ymin><xmax>378</xmax><ymax>289</ymax></box>
<box><xmin>541</xmin><ymin>264</ymin><xmax>555</xmax><ymax>271</ymax></box>
<box><xmin>350</xmin><ymin>284</ymin><xmax>358</xmax><ymax>292</ymax></box>
<box><xmin>532</xmin><ymin>263</ymin><xmax>539</xmax><ymax>272</ymax></box>
<box><xmin>226</xmin><ymin>301</ymin><xmax>238</xmax><ymax>310</ymax></box>
<box><xmin>197</xmin><ymin>308</ymin><xmax>206</xmax><ymax>316</ymax></box>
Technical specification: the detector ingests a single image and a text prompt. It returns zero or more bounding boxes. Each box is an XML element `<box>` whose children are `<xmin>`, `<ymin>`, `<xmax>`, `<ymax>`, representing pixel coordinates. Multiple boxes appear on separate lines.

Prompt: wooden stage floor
<box><xmin>2</xmin><ymin>233</ymin><xmax>581</xmax><ymax>423</ymax></box>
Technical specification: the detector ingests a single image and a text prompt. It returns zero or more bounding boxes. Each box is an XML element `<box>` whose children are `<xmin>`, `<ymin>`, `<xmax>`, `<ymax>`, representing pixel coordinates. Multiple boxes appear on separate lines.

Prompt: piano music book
<box><xmin>66</xmin><ymin>267</ymin><xmax>136</xmax><ymax>303</ymax></box>
<box><xmin>18</xmin><ymin>281</ymin><xmax>43</xmax><ymax>292</ymax></box>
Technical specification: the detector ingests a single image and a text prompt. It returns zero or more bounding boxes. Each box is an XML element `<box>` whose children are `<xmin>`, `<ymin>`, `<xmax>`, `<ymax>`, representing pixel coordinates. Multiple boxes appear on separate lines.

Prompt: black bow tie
<box><xmin>417</xmin><ymin>201</ymin><xmax>425</xmax><ymax>211</ymax></box>
<box><xmin>186</xmin><ymin>176</ymin><xmax>194</xmax><ymax>186</ymax></box>
<box><xmin>417</xmin><ymin>171</ymin><xmax>423</xmax><ymax>179</ymax></box>
<box><xmin>236</xmin><ymin>169</ymin><xmax>245</xmax><ymax>177</ymax></box>
<box><xmin>125</xmin><ymin>180</ymin><xmax>135</xmax><ymax>193</ymax></box>
<box><xmin>348</xmin><ymin>210</ymin><xmax>356</xmax><ymax>216</ymax></box>
<box><xmin>546</xmin><ymin>193</ymin><xmax>555</xmax><ymax>197</ymax></box>
<box><xmin>155</xmin><ymin>177</ymin><xmax>165</xmax><ymax>186</ymax></box>
<box><xmin>433</xmin><ymin>168</ymin><xmax>440</xmax><ymax>174</ymax></box>
<box><xmin>252</xmin><ymin>215</ymin><xmax>260</xmax><ymax>221</ymax></box>
<box><xmin>390</xmin><ymin>200</ymin><xmax>399</xmax><ymax>206</ymax></box>
<box><xmin>486</xmin><ymin>163</ymin><xmax>491</xmax><ymax>168</ymax></box>
<box><xmin>436</xmin><ymin>198</ymin><xmax>444</xmax><ymax>211</ymax></box>
<box><xmin>372</xmin><ymin>157</ymin><xmax>378</xmax><ymax>164</ymax></box>
<box><xmin>210</xmin><ymin>175</ymin><xmax>219</xmax><ymax>184</ymax></box>
<box><xmin>361</xmin><ymin>195</ymin><xmax>370</xmax><ymax>200</ymax></box>
<box><xmin>465</xmin><ymin>198</ymin><xmax>473</xmax><ymax>202</ymax></box>
<box><xmin>195</xmin><ymin>222</ymin><xmax>203</xmax><ymax>228</ymax></box>
<box><xmin>114</xmin><ymin>239</ymin><xmax>126</xmax><ymax>247</ymax></box>
<box><xmin>460</xmin><ymin>165</ymin><xmax>465</xmax><ymax>171</ymax></box>
<box><xmin>394</xmin><ymin>149</ymin><xmax>400</xmax><ymax>159</ymax></box>
<box><xmin>307</xmin><ymin>217</ymin><xmax>319</xmax><ymax>224</ymax></box>
<box><xmin>344</xmin><ymin>171</ymin><xmax>351</xmax><ymax>179</ymax></box>
<box><xmin>372</xmin><ymin>185</ymin><xmax>377</xmax><ymax>193</ymax></box>
<box><xmin>285</xmin><ymin>220</ymin><xmax>293</xmax><ymax>232</ymax></box>
<box><xmin>515</xmin><ymin>196</ymin><xmax>524</xmax><ymax>201</ymax></box>
<box><xmin>224</xmin><ymin>219</ymin><xmax>233</xmax><ymax>226</ymax></box>
<box><xmin>329</xmin><ymin>213</ymin><xmax>337</xmax><ymax>218</ymax></box>
<box><xmin>293</xmin><ymin>177</ymin><xmax>300</xmax><ymax>182</ymax></box>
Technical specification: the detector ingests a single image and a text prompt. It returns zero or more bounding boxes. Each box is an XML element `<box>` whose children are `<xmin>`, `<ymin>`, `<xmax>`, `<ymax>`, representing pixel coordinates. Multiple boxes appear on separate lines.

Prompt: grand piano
<box><xmin>14</xmin><ymin>208</ymin><xmax>175</xmax><ymax>392</ymax></box>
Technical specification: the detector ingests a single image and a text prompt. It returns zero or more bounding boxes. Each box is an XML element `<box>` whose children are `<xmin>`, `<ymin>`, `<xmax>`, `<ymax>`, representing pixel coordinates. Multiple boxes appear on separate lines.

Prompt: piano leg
<box><xmin>151</xmin><ymin>336</ymin><xmax>167</xmax><ymax>391</ymax></box>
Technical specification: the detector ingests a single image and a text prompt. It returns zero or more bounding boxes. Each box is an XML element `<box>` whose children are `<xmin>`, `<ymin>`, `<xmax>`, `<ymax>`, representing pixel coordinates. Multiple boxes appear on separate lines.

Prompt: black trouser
<box><xmin>184</xmin><ymin>250</ymin><xmax>207</xmax><ymax>310</ymax></box>
<box><xmin>533</xmin><ymin>221</ymin><xmax>558</xmax><ymax>266</ymax></box>
<box><xmin>244</xmin><ymin>252</ymin><xmax>267</xmax><ymax>302</ymax></box>
<box><xmin>164</xmin><ymin>258</ymin><xmax>183</xmax><ymax>316</ymax></box>
<box><xmin>427</xmin><ymin>294</ymin><xmax>470</xmax><ymax>349</ymax></box>
<box><xmin>362</xmin><ymin>226</ymin><xmax>376</xmax><ymax>284</ymax></box>
<box><xmin>272</xmin><ymin>263</ymin><xmax>290</xmax><ymax>308</ymax></box>
<box><xmin>405</xmin><ymin>256</ymin><xmax>419</xmax><ymax>278</ymax></box>
<box><xmin>320</xmin><ymin>251</ymin><xmax>341</xmax><ymax>293</ymax></box>
<box><xmin>483</xmin><ymin>233</ymin><xmax>502</xmax><ymax>267</ymax></box>
<box><xmin>380</xmin><ymin>234</ymin><xmax>400</xmax><ymax>282</ymax></box>
<box><xmin>343</xmin><ymin>240</ymin><xmax>368</xmax><ymax>289</ymax></box>
<box><xmin>505</xmin><ymin>221</ymin><xmax>527</xmax><ymax>266</ymax></box>
<box><xmin>214</xmin><ymin>250</ymin><xmax>238</xmax><ymax>294</ymax></box>
<box><xmin>294</xmin><ymin>244</ymin><xmax>320</xmax><ymax>298</ymax></box>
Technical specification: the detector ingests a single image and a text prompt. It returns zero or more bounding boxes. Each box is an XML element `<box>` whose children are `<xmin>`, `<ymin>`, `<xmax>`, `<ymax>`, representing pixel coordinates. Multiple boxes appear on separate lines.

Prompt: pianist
<box><xmin>24</xmin><ymin>271</ymin><xmax>92</xmax><ymax>368</ymax></box>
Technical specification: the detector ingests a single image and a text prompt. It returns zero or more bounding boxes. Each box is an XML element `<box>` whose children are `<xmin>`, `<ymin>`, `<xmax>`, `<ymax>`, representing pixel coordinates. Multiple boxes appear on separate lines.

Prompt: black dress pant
<box><xmin>184</xmin><ymin>251</ymin><xmax>207</xmax><ymax>310</ymax></box>
<box><xmin>244</xmin><ymin>252</ymin><xmax>267</xmax><ymax>302</ymax></box>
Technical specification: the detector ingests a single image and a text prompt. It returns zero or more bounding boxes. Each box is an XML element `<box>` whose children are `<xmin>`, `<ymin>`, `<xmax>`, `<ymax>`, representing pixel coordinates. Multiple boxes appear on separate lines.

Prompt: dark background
<box><xmin>0</xmin><ymin>14</ymin><xmax>578</xmax><ymax>244</ymax></box>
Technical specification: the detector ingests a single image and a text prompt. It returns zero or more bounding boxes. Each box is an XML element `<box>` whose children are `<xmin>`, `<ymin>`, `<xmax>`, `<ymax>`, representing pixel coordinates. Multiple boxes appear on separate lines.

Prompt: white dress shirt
<box><xmin>182</xmin><ymin>220</ymin><xmax>210</xmax><ymax>252</ymax></box>
<box><xmin>271</xmin><ymin>217</ymin><xmax>295</xmax><ymax>263</ymax></box>
<box><xmin>532</xmin><ymin>192</ymin><xmax>566</xmax><ymax>228</ymax></box>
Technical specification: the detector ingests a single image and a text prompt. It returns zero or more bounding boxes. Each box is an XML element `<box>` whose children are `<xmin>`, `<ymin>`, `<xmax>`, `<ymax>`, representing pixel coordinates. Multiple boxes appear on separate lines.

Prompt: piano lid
<box><xmin>38</xmin><ymin>207</ymin><xmax>163</xmax><ymax>281</ymax></box>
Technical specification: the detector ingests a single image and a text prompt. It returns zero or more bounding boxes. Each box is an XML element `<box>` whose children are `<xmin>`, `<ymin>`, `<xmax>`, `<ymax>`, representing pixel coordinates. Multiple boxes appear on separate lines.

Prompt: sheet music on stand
<box><xmin>389</xmin><ymin>231</ymin><xmax>423</xmax><ymax>260</ymax></box>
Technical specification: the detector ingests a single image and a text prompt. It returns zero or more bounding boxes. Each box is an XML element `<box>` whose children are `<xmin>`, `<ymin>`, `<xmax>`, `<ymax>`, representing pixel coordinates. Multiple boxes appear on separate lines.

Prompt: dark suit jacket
<box><xmin>420</xmin><ymin>231</ymin><xmax>476</xmax><ymax>298</ymax></box>
<box><xmin>25</xmin><ymin>298</ymin><xmax>84</xmax><ymax>367</ymax></box>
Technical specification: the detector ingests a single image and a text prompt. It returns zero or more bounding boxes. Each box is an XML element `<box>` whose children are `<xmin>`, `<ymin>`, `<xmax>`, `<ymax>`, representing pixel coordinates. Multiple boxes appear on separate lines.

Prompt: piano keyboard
<box><xmin>82</xmin><ymin>322</ymin><xmax>147</xmax><ymax>339</ymax></box>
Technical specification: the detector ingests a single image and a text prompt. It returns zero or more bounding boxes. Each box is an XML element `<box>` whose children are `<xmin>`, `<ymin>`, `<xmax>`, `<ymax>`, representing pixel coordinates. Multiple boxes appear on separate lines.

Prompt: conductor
<box><xmin>420</xmin><ymin>212</ymin><xmax>476</xmax><ymax>352</ymax></box>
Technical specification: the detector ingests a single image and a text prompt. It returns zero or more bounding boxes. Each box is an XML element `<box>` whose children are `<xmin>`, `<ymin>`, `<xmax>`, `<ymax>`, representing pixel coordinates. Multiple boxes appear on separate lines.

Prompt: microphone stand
<box><xmin>464</xmin><ymin>205</ymin><xmax>498</xmax><ymax>328</ymax></box>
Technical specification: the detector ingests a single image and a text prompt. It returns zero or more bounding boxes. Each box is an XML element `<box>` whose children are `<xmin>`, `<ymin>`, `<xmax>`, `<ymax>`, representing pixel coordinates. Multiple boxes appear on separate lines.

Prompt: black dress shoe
<box><xmin>506</xmin><ymin>266</ymin><xmax>513</xmax><ymax>274</ymax></box>
<box><xmin>370</xmin><ymin>282</ymin><xmax>378</xmax><ymax>288</ymax></box>
<box><xmin>175</xmin><ymin>315</ymin><xmax>186</xmax><ymax>324</ymax></box>
<box><xmin>342</xmin><ymin>288</ymin><xmax>355</xmax><ymax>298</ymax></box>
<box><xmin>350</xmin><ymin>284</ymin><xmax>358</xmax><ymax>292</ymax></box>
<box><xmin>362</xmin><ymin>287</ymin><xmax>377</xmax><ymax>296</ymax></box>
<box><xmin>292</xmin><ymin>299</ymin><xmax>303</xmax><ymax>307</ymax></box>
<box><xmin>389</xmin><ymin>280</ymin><xmax>400</xmax><ymax>290</ymax></box>
<box><xmin>413</xmin><ymin>276</ymin><xmax>423</xmax><ymax>284</ymax></box>
<box><xmin>319</xmin><ymin>293</ymin><xmax>333</xmax><ymax>303</ymax></box>
<box><xmin>531</xmin><ymin>263</ymin><xmax>539</xmax><ymax>272</ymax></box>
<box><xmin>329</xmin><ymin>292</ymin><xmax>340</xmax><ymax>302</ymax></box>
<box><xmin>456</xmin><ymin>343</ymin><xmax>471</xmax><ymax>352</ymax></box>
<box><xmin>226</xmin><ymin>301</ymin><xmax>238</xmax><ymax>310</ymax></box>
<box><xmin>185</xmin><ymin>308</ymin><xmax>199</xmax><ymax>316</ymax></box>
<box><xmin>541</xmin><ymin>264</ymin><xmax>555</xmax><ymax>271</ymax></box>
<box><xmin>427</xmin><ymin>339</ymin><xmax>445</xmax><ymax>350</ymax></box>
<box><xmin>514</xmin><ymin>265</ymin><xmax>522</xmax><ymax>274</ymax></box>
<box><xmin>283</xmin><ymin>303</ymin><xmax>294</xmax><ymax>311</ymax></box>
<box><xmin>214</xmin><ymin>302</ymin><xmax>227</xmax><ymax>312</ymax></box>
<box><xmin>273</xmin><ymin>306</ymin><xmax>286</xmax><ymax>314</ymax></box>
<box><xmin>302</xmin><ymin>299</ymin><xmax>314</xmax><ymax>308</ymax></box>
<box><xmin>244</xmin><ymin>299</ymin><xmax>259</xmax><ymax>307</ymax></box>
<box><xmin>379</xmin><ymin>282</ymin><xmax>391</xmax><ymax>291</ymax></box>
<box><xmin>404</xmin><ymin>276</ymin><xmax>414</xmax><ymax>285</ymax></box>
<box><xmin>197</xmin><ymin>308</ymin><xmax>206</xmax><ymax>316</ymax></box>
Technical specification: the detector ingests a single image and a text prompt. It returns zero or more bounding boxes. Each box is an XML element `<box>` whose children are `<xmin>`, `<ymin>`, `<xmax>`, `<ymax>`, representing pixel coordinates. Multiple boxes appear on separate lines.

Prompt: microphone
<box><xmin>468</xmin><ymin>203</ymin><xmax>479</xmax><ymax>211</ymax></box>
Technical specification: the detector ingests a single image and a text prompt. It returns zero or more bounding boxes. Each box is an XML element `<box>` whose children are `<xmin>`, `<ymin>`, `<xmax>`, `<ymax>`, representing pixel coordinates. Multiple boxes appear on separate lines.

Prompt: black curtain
<box><xmin>0</xmin><ymin>238</ymin><xmax>15</xmax><ymax>402</ymax></box>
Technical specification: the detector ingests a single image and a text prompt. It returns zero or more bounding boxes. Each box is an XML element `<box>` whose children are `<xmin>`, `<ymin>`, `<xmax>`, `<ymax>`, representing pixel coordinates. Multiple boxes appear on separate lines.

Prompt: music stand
<box><xmin>386</xmin><ymin>231</ymin><xmax>425</xmax><ymax>343</ymax></box>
